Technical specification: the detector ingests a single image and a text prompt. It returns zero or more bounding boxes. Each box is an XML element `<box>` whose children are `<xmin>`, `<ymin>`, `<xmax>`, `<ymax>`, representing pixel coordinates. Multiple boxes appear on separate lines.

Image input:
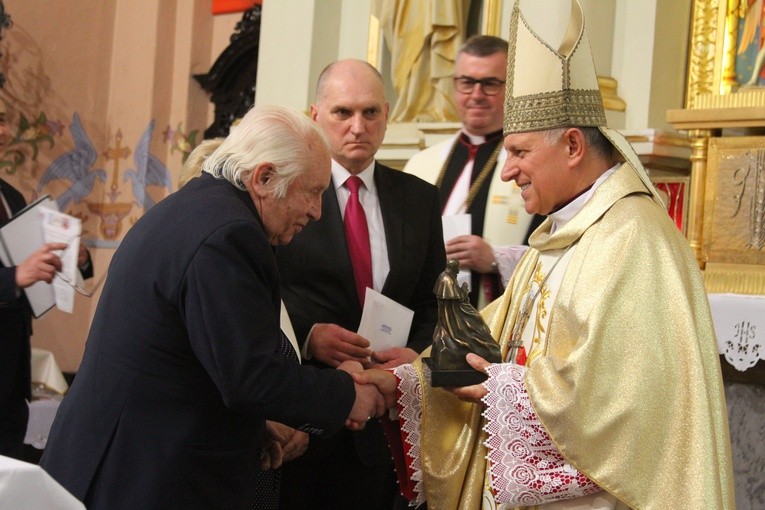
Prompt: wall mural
<box><xmin>0</xmin><ymin>112</ymin><xmax>63</xmax><ymax>175</ymax></box>
<box><xmin>163</xmin><ymin>123</ymin><xmax>199</xmax><ymax>163</ymax></box>
<box><xmin>35</xmin><ymin>113</ymin><xmax>173</xmax><ymax>249</ymax></box>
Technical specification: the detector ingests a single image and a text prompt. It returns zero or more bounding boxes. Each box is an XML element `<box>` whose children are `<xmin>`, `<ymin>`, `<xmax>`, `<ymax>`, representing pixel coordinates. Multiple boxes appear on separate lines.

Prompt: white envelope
<box><xmin>441</xmin><ymin>214</ymin><xmax>472</xmax><ymax>291</ymax></box>
<box><xmin>357</xmin><ymin>288</ymin><xmax>414</xmax><ymax>352</ymax></box>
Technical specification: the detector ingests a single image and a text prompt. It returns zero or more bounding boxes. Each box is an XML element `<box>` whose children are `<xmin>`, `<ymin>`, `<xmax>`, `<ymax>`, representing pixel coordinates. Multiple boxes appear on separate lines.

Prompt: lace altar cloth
<box><xmin>708</xmin><ymin>293</ymin><xmax>765</xmax><ymax>372</ymax></box>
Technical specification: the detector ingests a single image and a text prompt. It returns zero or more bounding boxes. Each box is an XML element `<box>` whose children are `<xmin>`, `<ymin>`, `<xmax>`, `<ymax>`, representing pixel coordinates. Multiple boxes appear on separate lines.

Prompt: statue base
<box><xmin>423</xmin><ymin>357</ymin><xmax>488</xmax><ymax>387</ymax></box>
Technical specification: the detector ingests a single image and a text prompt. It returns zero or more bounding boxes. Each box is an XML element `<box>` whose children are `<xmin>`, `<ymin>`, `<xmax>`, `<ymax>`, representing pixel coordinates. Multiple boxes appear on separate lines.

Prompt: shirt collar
<box><xmin>549</xmin><ymin>163</ymin><xmax>619</xmax><ymax>232</ymax></box>
<box><xmin>460</xmin><ymin>128</ymin><xmax>503</xmax><ymax>146</ymax></box>
<box><xmin>331</xmin><ymin>159</ymin><xmax>376</xmax><ymax>191</ymax></box>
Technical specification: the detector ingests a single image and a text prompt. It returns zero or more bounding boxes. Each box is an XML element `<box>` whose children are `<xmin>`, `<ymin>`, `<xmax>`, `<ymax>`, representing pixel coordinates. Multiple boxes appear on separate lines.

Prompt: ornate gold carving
<box><xmin>727</xmin><ymin>148</ymin><xmax>765</xmax><ymax>249</ymax></box>
<box><xmin>720</xmin><ymin>0</ymin><xmax>739</xmax><ymax>94</ymax></box>
<box><xmin>686</xmin><ymin>0</ymin><xmax>722</xmax><ymax>108</ymax></box>
<box><xmin>704</xmin><ymin>262</ymin><xmax>765</xmax><ymax>294</ymax></box>
<box><xmin>694</xmin><ymin>88</ymin><xmax>765</xmax><ymax>108</ymax></box>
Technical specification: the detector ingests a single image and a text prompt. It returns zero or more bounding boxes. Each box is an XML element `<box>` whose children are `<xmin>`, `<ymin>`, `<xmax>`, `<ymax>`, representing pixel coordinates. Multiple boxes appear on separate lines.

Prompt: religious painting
<box><xmin>703</xmin><ymin>136</ymin><xmax>765</xmax><ymax>266</ymax></box>
<box><xmin>735</xmin><ymin>0</ymin><xmax>765</xmax><ymax>87</ymax></box>
<box><xmin>686</xmin><ymin>0</ymin><xmax>765</xmax><ymax>100</ymax></box>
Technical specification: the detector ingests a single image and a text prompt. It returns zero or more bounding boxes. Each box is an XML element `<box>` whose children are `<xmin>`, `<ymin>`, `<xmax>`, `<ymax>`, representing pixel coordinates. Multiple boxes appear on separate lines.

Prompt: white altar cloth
<box><xmin>708</xmin><ymin>293</ymin><xmax>765</xmax><ymax>372</ymax></box>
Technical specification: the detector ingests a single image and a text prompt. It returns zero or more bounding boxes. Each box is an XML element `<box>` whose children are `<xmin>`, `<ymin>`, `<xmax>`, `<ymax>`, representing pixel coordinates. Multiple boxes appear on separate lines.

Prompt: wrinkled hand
<box><xmin>370</xmin><ymin>347</ymin><xmax>418</xmax><ymax>369</ymax></box>
<box><xmin>15</xmin><ymin>243</ymin><xmax>67</xmax><ymax>288</ymax></box>
<box><xmin>281</xmin><ymin>429</ymin><xmax>309</xmax><ymax>463</ymax></box>
<box><xmin>445</xmin><ymin>235</ymin><xmax>495</xmax><ymax>274</ymax></box>
<box><xmin>308</xmin><ymin>323</ymin><xmax>372</xmax><ymax>367</ymax></box>
<box><xmin>446</xmin><ymin>353</ymin><xmax>491</xmax><ymax>404</ymax></box>
<box><xmin>259</xmin><ymin>421</ymin><xmax>308</xmax><ymax>470</ymax></box>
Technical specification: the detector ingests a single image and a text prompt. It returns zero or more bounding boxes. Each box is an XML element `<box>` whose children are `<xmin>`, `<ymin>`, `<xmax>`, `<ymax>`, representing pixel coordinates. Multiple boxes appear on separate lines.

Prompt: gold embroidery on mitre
<box><xmin>504</xmin><ymin>90</ymin><xmax>607</xmax><ymax>133</ymax></box>
<box><xmin>503</xmin><ymin>0</ymin><xmax>607</xmax><ymax>135</ymax></box>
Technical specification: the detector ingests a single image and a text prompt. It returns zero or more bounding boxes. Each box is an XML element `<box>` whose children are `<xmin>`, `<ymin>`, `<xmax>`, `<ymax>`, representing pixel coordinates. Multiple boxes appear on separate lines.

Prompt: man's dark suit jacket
<box><xmin>0</xmin><ymin>178</ymin><xmax>34</xmax><ymax>458</ymax></box>
<box><xmin>40</xmin><ymin>174</ymin><xmax>357</xmax><ymax>510</ymax></box>
<box><xmin>275</xmin><ymin>163</ymin><xmax>446</xmax><ymax>505</ymax></box>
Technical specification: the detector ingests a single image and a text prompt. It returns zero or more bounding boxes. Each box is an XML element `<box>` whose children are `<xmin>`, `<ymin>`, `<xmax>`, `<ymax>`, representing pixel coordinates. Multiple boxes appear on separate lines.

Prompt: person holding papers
<box><xmin>0</xmin><ymin>176</ymin><xmax>92</xmax><ymax>459</ymax></box>
<box><xmin>275</xmin><ymin>59</ymin><xmax>445</xmax><ymax>509</ymax></box>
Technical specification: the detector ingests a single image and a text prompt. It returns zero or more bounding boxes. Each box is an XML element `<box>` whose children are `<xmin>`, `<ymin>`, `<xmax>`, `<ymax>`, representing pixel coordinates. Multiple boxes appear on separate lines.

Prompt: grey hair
<box><xmin>543</xmin><ymin>127</ymin><xmax>616</xmax><ymax>160</ymax></box>
<box><xmin>201</xmin><ymin>105</ymin><xmax>329</xmax><ymax>197</ymax></box>
<box><xmin>459</xmin><ymin>35</ymin><xmax>508</xmax><ymax>57</ymax></box>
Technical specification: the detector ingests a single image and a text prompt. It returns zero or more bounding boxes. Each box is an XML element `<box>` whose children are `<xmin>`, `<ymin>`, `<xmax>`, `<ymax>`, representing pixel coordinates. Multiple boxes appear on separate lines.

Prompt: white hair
<box><xmin>201</xmin><ymin>105</ymin><xmax>329</xmax><ymax>197</ymax></box>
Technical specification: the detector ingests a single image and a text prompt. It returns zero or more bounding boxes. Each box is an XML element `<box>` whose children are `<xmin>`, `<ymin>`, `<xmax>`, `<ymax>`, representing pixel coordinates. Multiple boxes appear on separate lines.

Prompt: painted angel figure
<box><xmin>123</xmin><ymin>119</ymin><xmax>173</xmax><ymax>211</ymax></box>
<box><xmin>37</xmin><ymin>113</ymin><xmax>106</xmax><ymax>211</ymax></box>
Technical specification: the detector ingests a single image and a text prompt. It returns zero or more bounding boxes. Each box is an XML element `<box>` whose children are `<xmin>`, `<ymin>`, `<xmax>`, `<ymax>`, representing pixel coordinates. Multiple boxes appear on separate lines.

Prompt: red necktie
<box><xmin>344</xmin><ymin>176</ymin><xmax>372</xmax><ymax>305</ymax></box>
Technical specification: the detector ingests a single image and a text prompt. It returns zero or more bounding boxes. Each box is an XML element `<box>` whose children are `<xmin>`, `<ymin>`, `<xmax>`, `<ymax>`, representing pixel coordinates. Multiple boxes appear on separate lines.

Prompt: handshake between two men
<box><xmin>339</xmin><ymin>351</ymin><xmax>495</xmax><ymax>431</ymax></box>
<box><xmin>338</xmin><ymin>360</ymin><xmax>398</xmax><ymax>431</ymax></box>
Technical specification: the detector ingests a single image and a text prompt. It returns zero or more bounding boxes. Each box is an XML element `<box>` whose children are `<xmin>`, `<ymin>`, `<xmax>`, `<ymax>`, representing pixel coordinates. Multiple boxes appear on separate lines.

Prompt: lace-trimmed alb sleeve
<box><xmin>482</xmin><ymin>363</ymin><xmax>600</xmax><ymax>506</ymax></box>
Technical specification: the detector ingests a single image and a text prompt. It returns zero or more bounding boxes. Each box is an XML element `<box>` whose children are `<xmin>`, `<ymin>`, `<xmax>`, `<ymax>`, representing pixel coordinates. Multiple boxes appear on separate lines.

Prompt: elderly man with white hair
<box><xmin>40</xmin><ymin>105</ymin><xmax>390</xmax><ymax>510</ymax></box>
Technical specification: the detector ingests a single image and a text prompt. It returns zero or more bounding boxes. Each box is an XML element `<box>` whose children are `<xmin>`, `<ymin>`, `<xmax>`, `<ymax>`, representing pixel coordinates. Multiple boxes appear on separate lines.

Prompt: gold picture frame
<box><xmin>685</xmin><ymin>0</ymin><xmax>765</xmax><ymax>109</ymax></box>
<box><xmin>685</xmin><ymin>0</ymin><xmax>737</xmax><ymax>106</ymax></box>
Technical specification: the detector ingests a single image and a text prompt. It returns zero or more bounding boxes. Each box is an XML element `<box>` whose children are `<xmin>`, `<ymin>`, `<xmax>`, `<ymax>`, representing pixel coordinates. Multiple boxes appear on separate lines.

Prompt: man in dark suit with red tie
<box><xmin>276</xmin><ymin>60</ymin><xmax>446</xmax><ymax>509</ymax></box>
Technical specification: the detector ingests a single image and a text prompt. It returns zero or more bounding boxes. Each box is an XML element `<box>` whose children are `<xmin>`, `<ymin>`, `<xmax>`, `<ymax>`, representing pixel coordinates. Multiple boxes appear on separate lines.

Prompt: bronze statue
<box><xmin>426</xmin><ymin>259</ymin><xmax>502</xmax><ymax>386</ymax></box>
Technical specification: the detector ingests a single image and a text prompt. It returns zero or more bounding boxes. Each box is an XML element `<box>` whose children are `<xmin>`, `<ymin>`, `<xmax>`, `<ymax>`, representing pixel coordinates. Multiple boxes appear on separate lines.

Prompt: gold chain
<box><xmin>435</xmin><ymin>137</ymin><xmax>503</xmax><ymax>213</ymax></box>
<box><xmin>506</xmin><ymin>253</ymin><xmax>565</xmax><ymax>364</ymax></box>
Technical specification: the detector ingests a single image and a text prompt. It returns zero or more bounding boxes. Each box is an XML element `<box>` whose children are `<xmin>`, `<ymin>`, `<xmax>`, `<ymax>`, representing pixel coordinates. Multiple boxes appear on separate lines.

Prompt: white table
<box><xmin>30</xmin><ymin>348</ymin><xmax>69</xmax><ymax>395</ymax></box>
<box><xmin>24</xmin><ymin>348</ymin><xmax>67</xmax><ymax>450</ymax></box>
<box><xmin>0</xmin><ymin>455</ymin><xmax>84</xmax><ymax>509</ymax></box>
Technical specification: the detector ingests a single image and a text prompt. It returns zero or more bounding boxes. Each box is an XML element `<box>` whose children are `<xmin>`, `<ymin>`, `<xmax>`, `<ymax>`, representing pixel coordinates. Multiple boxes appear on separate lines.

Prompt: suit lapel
<box><xmin>374</xmin><ymin>164</ymin><xmax>403</xmax><ymax>295</ymax></box>
<box><xmin>322</xmin><ymin>178</ymin><xmax>361</xmax><ymax>308</ymax></box>
<box><xmin>0</xmin><ymin>179</ymin><xmax>24</xmax><ymax>214</ymax></box>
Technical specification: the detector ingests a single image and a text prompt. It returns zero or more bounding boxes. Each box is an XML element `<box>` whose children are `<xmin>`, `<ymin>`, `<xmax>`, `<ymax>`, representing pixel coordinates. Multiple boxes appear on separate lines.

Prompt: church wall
<box><xmin>1</xmin><ymin>0</ymin><xmax>238</xmax><ymax>372</ymax></box>
<box><xmin>0</xmin><ymin>0</ymin><xmax>693</xmax><ymax>372</ymax></box>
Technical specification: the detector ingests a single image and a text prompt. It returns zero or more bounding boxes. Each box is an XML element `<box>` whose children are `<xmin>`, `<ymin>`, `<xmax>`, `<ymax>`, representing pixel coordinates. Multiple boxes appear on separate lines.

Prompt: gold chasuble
<box><xmin>409</xmin><ymin>163</ymin><xmax>735</xmax><ymax>509</ymax></box>
<box><xmin>393</xmin><ymin>2</ymin><xmax>735</xmax><ymax>508</ymax></box>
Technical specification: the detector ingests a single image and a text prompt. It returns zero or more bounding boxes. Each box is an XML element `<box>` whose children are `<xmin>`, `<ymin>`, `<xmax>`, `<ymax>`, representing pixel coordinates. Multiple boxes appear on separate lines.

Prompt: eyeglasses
<box><xmin>453</xmin><ymin>75</ymin><xmax>506</xmax><ymax>96</ymax></box>
<box><xmin>55</xmin><ymin>270</ymin><xmax>107</xmax><ymax>297</ymax></box>
<box><xmin>53</xmin><ymin>234</ymin><xmax>107</xmax><ymax>297</ymax></box>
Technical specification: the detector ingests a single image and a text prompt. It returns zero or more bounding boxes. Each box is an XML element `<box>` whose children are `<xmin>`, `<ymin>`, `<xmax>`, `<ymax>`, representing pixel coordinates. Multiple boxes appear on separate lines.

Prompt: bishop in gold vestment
<box><xmin>361</xmin><ymin>1</ymin><xmax>736</xmax><ymax>509</ymax></box>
